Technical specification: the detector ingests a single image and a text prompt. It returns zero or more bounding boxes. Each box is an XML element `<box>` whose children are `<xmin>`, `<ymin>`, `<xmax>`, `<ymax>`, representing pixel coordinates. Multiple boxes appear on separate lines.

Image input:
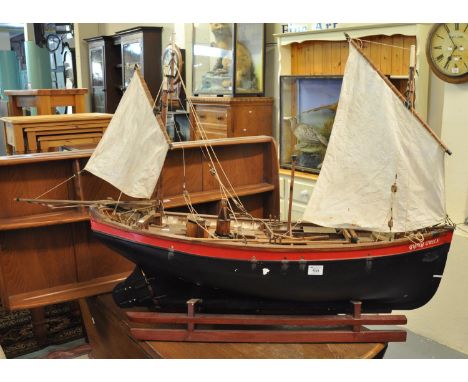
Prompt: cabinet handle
<box><xmin>216</xmin><ymin>116</ymin><xmax>224</xmax><ymax>121</ymax></box>
<box><xmin>198</xmin><ymin>114</ymin><xmax>206</xmax><ymax>119</ymax></box>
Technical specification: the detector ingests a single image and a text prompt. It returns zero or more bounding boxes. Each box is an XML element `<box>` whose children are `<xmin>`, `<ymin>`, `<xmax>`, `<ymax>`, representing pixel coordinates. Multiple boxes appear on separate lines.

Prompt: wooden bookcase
<box><xmin>0</xmin><ymin>137</ymin><xmax>279</xmax><ymax>311</ymax></box>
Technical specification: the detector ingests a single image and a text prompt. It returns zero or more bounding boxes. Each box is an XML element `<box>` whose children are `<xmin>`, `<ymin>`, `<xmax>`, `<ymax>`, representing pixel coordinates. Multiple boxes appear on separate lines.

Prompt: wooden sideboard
<box><xmin>189</xmin><ymin>96</ymin><xmax>273</xmax><ymax>140</ymax></box>
<box><xmin>0</xmin><ymin>136</ymin><xmax>279</xmax><ymax>311</ymax></box>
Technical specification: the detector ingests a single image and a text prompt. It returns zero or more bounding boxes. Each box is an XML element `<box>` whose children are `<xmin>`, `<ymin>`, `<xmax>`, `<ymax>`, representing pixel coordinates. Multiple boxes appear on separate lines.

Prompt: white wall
<box><xmin>405</xmin><ymin>82</ymin><xmax>468</xmax><ymax>354</ymax></box>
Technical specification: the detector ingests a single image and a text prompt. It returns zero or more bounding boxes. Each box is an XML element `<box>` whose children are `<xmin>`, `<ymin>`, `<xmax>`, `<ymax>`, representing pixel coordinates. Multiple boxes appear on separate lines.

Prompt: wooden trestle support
<box><xmin>127</xmin><ymin>299</ymin><xmax>407</xmax><ymax>343</ymax></box>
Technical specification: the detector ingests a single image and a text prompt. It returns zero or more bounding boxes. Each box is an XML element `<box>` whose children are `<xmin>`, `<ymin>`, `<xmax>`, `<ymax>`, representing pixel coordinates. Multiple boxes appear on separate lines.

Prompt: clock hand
<box><xmin>444</xmin><ymin>55</ymin><xmax>453</xmax><ymax>70</ymax></box>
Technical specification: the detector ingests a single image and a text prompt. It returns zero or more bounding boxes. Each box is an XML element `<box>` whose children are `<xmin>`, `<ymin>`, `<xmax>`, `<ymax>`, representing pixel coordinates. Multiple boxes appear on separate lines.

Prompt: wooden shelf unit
<box><xmin>0</xmin><ymin>137</ymin><xmax>279</xmax><ymax>311</ymax></box>
<box><xmin>289</xmin><ymin>34</ymin><xmax>416</xmax><ymax>96</ymax></box>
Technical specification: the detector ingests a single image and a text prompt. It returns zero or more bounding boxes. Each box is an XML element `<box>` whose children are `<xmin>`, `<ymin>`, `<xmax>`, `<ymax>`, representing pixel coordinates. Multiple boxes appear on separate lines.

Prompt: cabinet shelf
<box><xmin>0</xmin><ymin>210</ymin><xmax>89</xmax><ymax>231</ymax></box>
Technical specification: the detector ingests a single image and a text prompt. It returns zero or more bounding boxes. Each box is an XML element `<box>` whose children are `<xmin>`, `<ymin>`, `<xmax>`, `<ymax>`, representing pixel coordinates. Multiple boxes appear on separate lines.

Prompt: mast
<box><xmin>287</xmin><ymin>155</ymin><xmax>297</xmax><ymax>236</ymax></box>
<box><xmin>345</xmin><ymin>35</ymin><xmax>451</xmax><ymax>155</ymax></box>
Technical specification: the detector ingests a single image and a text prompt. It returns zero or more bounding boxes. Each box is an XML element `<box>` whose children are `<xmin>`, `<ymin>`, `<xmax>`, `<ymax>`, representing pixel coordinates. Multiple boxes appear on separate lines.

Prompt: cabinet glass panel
<box><xmin>122</xmin><ymin>42</ymin><xmax>142</xmax><ymax>89</ymax></box>
<box><xmin>193</xmin><ymin>23</ymin><xmax>234</xmax><ymax>95</ymax></box>
<box><xmin>235</xmin><ymin>23</ymin><xmax>264</xmax><ymax>95</ymax></box>
<box><xmin>90</xmin><ymin>48</ymin><xmax>104</xmax><ymax>87</ymax></box>
<box><xmin>280</xmin><ymin>76</ymin><xmax>342</xmax><ymax>174</ymax></box>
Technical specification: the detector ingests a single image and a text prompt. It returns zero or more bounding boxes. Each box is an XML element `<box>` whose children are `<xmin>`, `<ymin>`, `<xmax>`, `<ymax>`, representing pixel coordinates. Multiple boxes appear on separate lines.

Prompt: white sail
<box><xmin>85</xmin><ymin>72</ymin><xmax>169</xmax><ymax>199</ymax></box>
<box><xmin>303</xmin><ymin>44</ymin><xmax>446</xmax><ymax>233</ymax></box>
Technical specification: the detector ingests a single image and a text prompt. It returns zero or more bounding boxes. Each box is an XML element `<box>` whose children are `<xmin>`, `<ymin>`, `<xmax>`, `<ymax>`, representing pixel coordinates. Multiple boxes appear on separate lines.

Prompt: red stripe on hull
<box><xmin>90</xmin><ymin>219</ymin><xmax>453</xmax><ymax>262</ymax></box>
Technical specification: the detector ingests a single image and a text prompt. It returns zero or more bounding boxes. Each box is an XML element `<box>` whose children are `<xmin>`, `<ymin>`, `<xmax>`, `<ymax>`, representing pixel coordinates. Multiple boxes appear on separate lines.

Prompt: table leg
<box><xmin>26</xmin><ymin>132</ymin><xmax>38</xmax><ymax>153</ymax></box>
<box><xmin>31</xmin><ymin>307</ymin><xmax>49</xmax><ymax>348</ymax></box>
<box><xmin>36</xmin><ymin>96</ymin><xmax>53</xmax><ymax>115</ymax></box>
<box><xmin>7</xmin><ymin>97</ymin><xmax>23</xmax><ymax>116</ymax></box>
<box><xmin>73</xmin><ymin>95</ymin><xmax>86</xmax><ymax>113</ymax></box>
<box><xmin>10</xmin><ymin>125</ymin><xmax>26</xmax><ymax>154</ymax></box>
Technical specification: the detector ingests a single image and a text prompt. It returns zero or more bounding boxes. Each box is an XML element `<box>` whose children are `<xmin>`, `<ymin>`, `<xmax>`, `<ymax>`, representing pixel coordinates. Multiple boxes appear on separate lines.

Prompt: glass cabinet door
<box><xmin>90</xmin><ymin>47</ymin><xmax>106</xmax><ymax>113</ymax></box>
<box><xmin>122</xmin><ymin>41</ymin><xmax>142</xmax><ymax>89</ymax></box>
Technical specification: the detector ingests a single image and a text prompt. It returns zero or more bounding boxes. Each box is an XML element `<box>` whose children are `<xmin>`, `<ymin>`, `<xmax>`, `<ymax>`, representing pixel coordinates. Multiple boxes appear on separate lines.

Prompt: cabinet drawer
<box><xmin>195</xmin><ymin>107</ymin><xmax>228</xmax><ymax>126</ymax></box>
<box><xmin>195</xmin><ymin>129</ymin><xmax>227</xmax><ymax>140</ymax></box>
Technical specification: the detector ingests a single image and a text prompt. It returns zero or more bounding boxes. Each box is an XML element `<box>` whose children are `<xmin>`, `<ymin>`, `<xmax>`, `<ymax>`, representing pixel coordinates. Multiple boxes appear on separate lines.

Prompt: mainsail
<box><xmin>303</xmin><ymin>43</ymin><xmax>446</xmax><ymax>233</ymax></box>
<box><xmin>85</xmin><ymin>71</ymin><xmax>170</xmax><ymax>199</ymax></box>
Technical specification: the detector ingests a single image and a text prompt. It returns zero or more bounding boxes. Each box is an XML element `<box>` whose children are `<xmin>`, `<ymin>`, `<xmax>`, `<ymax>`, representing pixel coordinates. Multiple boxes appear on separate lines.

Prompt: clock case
<box><xmin>426</xmin><ymin>23</ymin><xmax>468</xmax><ymax>84</ymax></box>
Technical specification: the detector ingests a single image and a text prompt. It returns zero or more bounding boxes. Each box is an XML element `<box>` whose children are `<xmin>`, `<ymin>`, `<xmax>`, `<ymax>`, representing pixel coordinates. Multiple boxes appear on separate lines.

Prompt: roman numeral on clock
<box><xmin>436</xmin><ymin>54</ymin><xmax>444</xmax><ymax>62</ymax></box>
<box><xmin>455</xmin><ymin>23</ymin><xmax>459</xmax><ymax>31</ymax></box>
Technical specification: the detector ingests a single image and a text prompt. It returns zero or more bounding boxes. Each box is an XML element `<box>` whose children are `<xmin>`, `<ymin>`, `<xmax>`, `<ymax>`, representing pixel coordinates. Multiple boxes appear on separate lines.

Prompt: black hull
<box><xmin>94</xmin><ymin>231</ymin><xmax>450</xmax><ymax>313</ymax></box>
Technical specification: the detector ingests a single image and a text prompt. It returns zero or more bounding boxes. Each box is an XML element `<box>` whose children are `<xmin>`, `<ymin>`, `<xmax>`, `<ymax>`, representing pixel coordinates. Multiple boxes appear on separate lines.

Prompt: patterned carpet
<box><xmin>0</xmin><ymin>300</ymin><xmax>85</xmax><ymax>358</ymax></box>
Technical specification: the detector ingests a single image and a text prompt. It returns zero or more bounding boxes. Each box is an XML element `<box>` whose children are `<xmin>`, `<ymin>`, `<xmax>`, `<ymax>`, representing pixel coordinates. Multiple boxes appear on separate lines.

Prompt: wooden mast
<box><xmin>346</xmin><ymin>35</ymin><xmax>452</xmax><ymax>155</ymax></box>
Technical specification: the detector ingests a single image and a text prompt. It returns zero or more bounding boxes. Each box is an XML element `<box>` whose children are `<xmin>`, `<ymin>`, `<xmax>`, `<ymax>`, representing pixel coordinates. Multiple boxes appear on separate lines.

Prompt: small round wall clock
<box><xmin>426</xmin><ymin>23</ymin><xmax>468</xmax><ymax>84</ymax></box>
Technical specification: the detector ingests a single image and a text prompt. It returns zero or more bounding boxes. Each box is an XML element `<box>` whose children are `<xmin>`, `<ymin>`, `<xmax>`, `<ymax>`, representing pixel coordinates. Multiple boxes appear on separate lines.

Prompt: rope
<box><xmin>112</xmin><ymin>191</ymin><xmax>123</xmax><ymax>215</ymax></box>
<box><xmin>355</xmin><ymin>38</ymin><xmax>412</xmax><ymax>51</ymax></box>
<box><xmin>34</xmin><ymin>169</ymin><xmax>84</xmax><ymax>199</ymax></box>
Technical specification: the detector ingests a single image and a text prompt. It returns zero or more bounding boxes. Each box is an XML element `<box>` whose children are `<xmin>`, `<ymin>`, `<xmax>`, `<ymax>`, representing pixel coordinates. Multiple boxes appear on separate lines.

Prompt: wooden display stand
<box><xmin>127</xmin><ymin>299</ymin><xmax>407</xmax><ymax>344</ymax></box>
<box><xmin>4</xmin><ymin>88</ymin><xmax>88</xmax><ymax>116</ymax></box>
<box><xmin>81</xmin><ymin>294</ymin><xmax>392</xmax><ymax>359</ymax></box>
<box><xmin>189</xmin><ymin>96</ymin><xmax>273</xmax><ymax>140</ymax></box>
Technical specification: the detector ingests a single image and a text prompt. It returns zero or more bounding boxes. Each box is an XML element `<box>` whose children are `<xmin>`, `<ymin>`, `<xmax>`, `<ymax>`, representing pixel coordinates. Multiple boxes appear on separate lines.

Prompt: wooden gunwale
<box><xmin>91</xmin><ymin>208</ymin><xmax>453</xmax><ymax>254</ymax></box>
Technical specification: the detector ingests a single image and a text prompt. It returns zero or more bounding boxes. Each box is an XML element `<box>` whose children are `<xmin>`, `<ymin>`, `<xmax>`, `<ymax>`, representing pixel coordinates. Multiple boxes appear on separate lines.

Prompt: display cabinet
<box><xmin>280</xmin><ymin>76</ymin><xmax>342</xmax><ymax>174</ymax></box>
<box><xmin>85</xmin><ymin>36</ymin><xmax>121</xmax><ymax>113</ymax></box>
<box><xmin>192</xmin><ymin>23</ymin><xmax>265</xmax><ymax>96</ymax></box>
<box><xmin>189</xmin><ymin>96</ymin><xmax>273</xmax><ymax>140</ymax></box>
<box><xmin>86</xmin><ymin>27</ymin><xmax>163</xmax><ymax>113</ymax></box>
<box><xmin>115</xmin><ymin>26</ymin><xmax>163</xmax><ymax>99</ymax></box>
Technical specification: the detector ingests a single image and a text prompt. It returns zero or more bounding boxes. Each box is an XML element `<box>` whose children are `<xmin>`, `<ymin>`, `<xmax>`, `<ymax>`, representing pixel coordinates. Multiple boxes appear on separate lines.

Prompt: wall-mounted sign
<box><xmin>281</xmin><ymin>23</ymin><xmax>338</xmax><ymax>34</ymax></box>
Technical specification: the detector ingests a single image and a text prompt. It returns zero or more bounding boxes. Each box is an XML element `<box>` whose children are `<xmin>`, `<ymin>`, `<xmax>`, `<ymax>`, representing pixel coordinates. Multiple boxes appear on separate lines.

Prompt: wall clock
<box><xmin>426</xmin><ymin>23</ymin><xmax>468</xmax><ymax>84</ymax></box>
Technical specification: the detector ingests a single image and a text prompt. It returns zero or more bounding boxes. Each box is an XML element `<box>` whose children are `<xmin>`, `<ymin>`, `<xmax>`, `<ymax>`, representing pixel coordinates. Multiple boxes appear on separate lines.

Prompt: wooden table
<box><xmin>4</xmin><ymin>89</ymin><xmax>88</xmax><ymax>116</ymax></box>
<box><xmin>81</xmin><ymin>294</ymin><xmax>387</xmax><ymax>359</ymax></box>
<box><xmin>1</xmin><ymin>113</ymin><xmax>112</xmax><ymax>154</ymax></box>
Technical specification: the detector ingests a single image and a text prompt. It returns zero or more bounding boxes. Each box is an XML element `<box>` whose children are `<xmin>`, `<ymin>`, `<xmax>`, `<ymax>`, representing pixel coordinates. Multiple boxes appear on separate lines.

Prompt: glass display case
<box><xmin>280</xmin><ymin>76</ymin><xmax>342</xmax><ymax>174</ymax></box>
<box><xmin>192</xmin><ymin>23</ymin><xmax>265</xmax><ymax>96</ymax></box>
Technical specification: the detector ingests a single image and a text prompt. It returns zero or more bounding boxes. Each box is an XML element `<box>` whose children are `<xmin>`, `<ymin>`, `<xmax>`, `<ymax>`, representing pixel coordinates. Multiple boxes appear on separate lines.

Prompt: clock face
<box><xmin>426</xmin><ymin>23</ymin><xmax>468</xmax><ymax>83</ymax></box>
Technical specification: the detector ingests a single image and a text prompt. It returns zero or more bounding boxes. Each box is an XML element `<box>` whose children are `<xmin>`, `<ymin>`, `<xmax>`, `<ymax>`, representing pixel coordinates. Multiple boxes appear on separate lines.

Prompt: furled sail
<box><xmin>303</xmin><ymin>43</ymin><xmax>446</xmax><ymax>233</ymax></box>
<box><xmin>85</xmin><ymin>71</ymin><xmax>170</xmax><ymax>199</ymax></box>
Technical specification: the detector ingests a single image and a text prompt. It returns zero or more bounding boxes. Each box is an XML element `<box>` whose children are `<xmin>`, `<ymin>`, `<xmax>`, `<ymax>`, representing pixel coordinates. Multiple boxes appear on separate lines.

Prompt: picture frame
<box><xmin>279</xmin><ymin>75</ymin><xmax>343</xmax><ymax>174</ymax></box>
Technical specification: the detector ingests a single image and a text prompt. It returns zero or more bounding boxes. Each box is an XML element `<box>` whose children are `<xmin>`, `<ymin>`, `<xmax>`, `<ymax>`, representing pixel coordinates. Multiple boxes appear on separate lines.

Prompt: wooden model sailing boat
<box><xmin>21</xmin><ymin>39</ymin><xmax>454</xmax><ymax>313</ymax></box>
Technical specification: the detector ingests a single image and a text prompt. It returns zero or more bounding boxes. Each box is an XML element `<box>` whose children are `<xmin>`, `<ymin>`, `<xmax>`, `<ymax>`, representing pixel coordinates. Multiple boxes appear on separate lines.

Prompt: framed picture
<box><xmin>192</xmin><ymin>23</ymin><xmax>265</xmax><ymax>96</ymax></box>
<box><xmin>279</xmin><ymin>75</ymin><xmax>343</xmax><ymax>174</ymax></box>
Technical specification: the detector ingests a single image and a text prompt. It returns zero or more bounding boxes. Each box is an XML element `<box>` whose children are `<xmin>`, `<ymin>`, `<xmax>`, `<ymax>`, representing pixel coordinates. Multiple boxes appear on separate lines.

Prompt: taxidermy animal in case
<box><xmin>286</xmin><ymin>102</ymin><xmax>338</xmax><ymax>170</ymax></box>
<box><xmin>208</xmin><ymin>23</ymin><xmax>258</xmax><ymax>91</ymax></box>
